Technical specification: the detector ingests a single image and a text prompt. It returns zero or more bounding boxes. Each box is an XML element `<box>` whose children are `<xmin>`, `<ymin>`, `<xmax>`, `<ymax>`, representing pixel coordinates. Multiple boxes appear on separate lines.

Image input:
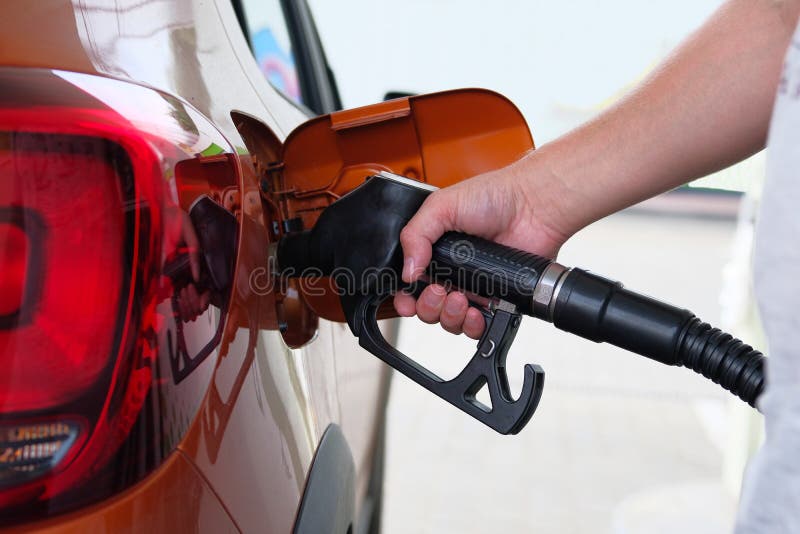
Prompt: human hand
<box><xmin>394</xmin><ymin>155</ymin><xmax>572</xmax><ymax>338</ymax></box>
<box><xmin>163</xmin><ymin>205</ymin><xmax>202</xmax><ymax>283</ymax></box>
<box><xmin>176</xmin><ymin>283</ymin><xmax>211</xmax><ymax>322</ymax></box>
<box><xmin>163</xmin><ymin>204</ymin><xmax>211</xmax><ymax>321</ymax></box>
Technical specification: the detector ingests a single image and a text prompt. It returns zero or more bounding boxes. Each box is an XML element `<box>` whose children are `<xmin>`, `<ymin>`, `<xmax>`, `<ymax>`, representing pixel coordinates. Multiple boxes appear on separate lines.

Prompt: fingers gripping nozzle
<box><xmin>273</xmin><ymin>171</ymin><xmax>766</xmax><ymax>435</ymax></box>
<box><xmin>275</xmin><ymin>172</ymin><xmax>550</xmax><ymax>434</ymax></box>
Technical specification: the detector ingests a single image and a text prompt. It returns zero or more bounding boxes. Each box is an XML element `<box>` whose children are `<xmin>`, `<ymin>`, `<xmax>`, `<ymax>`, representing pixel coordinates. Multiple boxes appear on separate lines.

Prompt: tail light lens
<box><xmin>0</xmin><ymin>69</ymin><xmax>240</xmax><ymax>521</ymax></box>
<box><xmin>0</xmin><ymin>216</ymin><xmax>29</xmax><ymax>318</ymax></box>
<box><xmin>0</xmin><ymin>137</ymin><xmax>125</xmax><ymax>414</ymax></box>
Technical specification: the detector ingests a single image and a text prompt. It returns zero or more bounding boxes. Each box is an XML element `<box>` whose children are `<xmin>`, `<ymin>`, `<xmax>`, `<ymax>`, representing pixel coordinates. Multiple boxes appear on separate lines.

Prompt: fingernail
<box><xmin>423</xmin><ymin>287</ymin><xmax>444</xmax><ymax>306</ymax></box>
<box><xmin>445</xmin><ymin>297</ymin><xmax>463</xmax><ymax>315</ymax></box>
<box><xmin>402</xmin><ymin>257</ymin><xmax>414</xmax><ymax>282</ymax></box>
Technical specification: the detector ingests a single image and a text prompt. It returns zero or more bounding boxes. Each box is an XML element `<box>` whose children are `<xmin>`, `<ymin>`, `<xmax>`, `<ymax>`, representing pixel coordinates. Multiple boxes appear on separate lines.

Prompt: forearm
<box><xmin>527</xmin><ymin>0</ymin><xmax>800</xmax><ymax>235</ymax></box>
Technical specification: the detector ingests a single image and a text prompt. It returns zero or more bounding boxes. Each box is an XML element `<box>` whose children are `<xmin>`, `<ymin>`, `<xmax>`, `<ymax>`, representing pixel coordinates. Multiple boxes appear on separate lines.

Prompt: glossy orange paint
<box><xmin>2</xmin><ymin>452</ymin><xmax>238</xmax><ymax>533</ymax></box>
<box><xmin>0</xmin><ymin>0</ymin><xmax>536</xmax><ymax>532</ymax></box>
<box><xmin>0</xmin><ymin>0</ymin><xmax>387</xmax><ymax>531</ymax></box>
<box><xmin>272</xmin><ymin>89</ymin><xmax>535</xmax><ymax>324</ymax></box>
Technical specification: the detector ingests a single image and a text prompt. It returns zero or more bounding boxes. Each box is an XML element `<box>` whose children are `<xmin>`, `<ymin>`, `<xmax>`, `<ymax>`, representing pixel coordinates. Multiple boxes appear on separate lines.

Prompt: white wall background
<box><xmin>309</xmin><ymin>0</ymin><xmax>723</xmax><ymax>144</ymax></box>
<box><xmin>306</xmin><ymin>4</ymin><xmax>764</xmax><ymax>533</ymax></box>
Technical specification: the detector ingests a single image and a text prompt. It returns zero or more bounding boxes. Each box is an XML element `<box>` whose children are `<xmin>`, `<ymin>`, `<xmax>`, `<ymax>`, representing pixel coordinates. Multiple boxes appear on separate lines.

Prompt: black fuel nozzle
<box><xmin>163</xmin><ymin>195</ymin><xmax>238</xmax><ymax>306</ymax></box>
<box><xmin>274</xmin><ymin>172</ymin><xmax>547</xmax><ymax>434</ymax></box>
<box><xmin>162</xmin><ymin>195</ymin><xmax>238</xmax><ymax>384</ymax></box>
<box><xmin>274</xmin><ymin>172</ymin><xmax>765</xmax><ymax>434</ymax></box>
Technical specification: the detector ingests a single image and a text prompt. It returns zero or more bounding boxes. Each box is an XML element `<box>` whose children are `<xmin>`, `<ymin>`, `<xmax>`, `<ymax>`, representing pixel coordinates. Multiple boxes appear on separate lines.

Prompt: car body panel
<box><xmin>0</xmin><ymin>0</ymin><xmax>388</xmax><ymax>531</ymax></box>
<box><xmin>275</xmin><ymin>89</ymin><xmax>534</xmax><ymax>322</ymax></box>
<box><xmin>0</xmin><ymin>1</ymin><xmax>536</xmax><ymax>531</ymax></box>
<box><xmin>2</xmin><ymin>452</ymin><xmax>238</xmax><ymax>534</ymax></box>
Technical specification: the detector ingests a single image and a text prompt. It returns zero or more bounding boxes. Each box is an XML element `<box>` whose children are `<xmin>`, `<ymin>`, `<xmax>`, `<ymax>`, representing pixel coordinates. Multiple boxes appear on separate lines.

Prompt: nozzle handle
<box><xmin>353</xmin><ymin>290</ymin><xmax>544</xmax><ymax>435</ymax></box>
<box><xmin>428</xmin><ymin>232</ymin><xmax>552</xmax><ymax>316</ymax></box>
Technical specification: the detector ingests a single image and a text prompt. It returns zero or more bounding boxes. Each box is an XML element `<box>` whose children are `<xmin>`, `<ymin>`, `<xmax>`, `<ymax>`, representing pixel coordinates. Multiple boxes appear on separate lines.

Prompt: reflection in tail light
<box><xmin>0</xmin><ymin>139</ymin><xmax>125</xmax><ymax>414</ymax></box>
<box><xmin>0</xmin><ymin>132</ymin><xmax>151</xmax><ymax>515</ymax></box>
<box><xmin>0</xmin><ymin>70</ymin><xmax>239</xmax><ymax>522</ymax></box>
<box><xmin>0</xmin><ymin>217</ymin><xmax>29</xmax><ymax>318</ymax></box>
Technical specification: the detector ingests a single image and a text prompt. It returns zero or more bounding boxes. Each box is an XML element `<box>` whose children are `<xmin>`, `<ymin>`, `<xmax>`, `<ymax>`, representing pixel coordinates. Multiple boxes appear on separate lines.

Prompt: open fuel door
<box><xmin>263</xmin><ymin>89</ymin><xmax>534</xmax><ymax>345</ymax></box>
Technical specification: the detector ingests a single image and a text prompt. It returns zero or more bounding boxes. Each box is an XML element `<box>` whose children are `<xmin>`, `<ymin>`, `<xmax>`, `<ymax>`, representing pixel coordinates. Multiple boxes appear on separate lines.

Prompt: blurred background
<box><xmin>305</xmin><ymin>2</ymin><xmax>766</xmax><ymax>532</ymax></box>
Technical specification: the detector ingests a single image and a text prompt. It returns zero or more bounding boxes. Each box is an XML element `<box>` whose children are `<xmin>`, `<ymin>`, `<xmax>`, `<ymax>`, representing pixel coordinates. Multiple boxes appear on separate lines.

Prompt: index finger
<box><xmin>399</xmin><ymin>192</ymin><xmax>453</xmax><ymax>283</ymax></box>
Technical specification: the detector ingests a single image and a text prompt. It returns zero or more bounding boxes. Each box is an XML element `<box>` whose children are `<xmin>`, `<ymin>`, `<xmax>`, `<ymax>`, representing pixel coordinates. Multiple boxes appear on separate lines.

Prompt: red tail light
<box><xmin>0</xmin><ymin>69</ymin><xmax>240</xmax><ymax>521</ymax></box>
<box><xmin>0</xmin><ymin>140</ymin><xmax>125</xmax><ymax>414</ymax></box>
<box><xmin>0</xmin><ymin>215</ymin><xmax>30</xmax><ymax>318</ymax></box>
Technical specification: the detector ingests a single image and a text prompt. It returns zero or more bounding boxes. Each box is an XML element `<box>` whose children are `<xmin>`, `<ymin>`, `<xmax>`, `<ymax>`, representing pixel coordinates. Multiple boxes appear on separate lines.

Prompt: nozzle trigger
<box><xmin>346</xmin><ymin>291</ymin><xmax>544</xmax><ymax>435</ymax></box>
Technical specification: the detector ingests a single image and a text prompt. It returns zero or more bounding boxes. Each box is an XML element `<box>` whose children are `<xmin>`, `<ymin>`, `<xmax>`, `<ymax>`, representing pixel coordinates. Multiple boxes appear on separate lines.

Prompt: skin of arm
<box><xmin>395</xmin><ymin>0</ymin><xmax>800</xmax><ymax>339</ymax></box>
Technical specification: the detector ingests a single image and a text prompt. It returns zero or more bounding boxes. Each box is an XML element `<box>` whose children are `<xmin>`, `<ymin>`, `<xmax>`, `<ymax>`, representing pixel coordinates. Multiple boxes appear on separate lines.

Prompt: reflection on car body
<box><xmin>0</xmin><ymin>1</ymin><xmax>389</xmax><ymax>532</ymax></box>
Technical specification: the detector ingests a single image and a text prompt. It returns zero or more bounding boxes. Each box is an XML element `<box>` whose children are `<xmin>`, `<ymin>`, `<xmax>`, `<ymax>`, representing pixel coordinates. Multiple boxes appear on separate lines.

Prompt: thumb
<box><xmin>399</xmin><ymin>192</ymin><xmax>454</xmax><ymax>283</ymax></box>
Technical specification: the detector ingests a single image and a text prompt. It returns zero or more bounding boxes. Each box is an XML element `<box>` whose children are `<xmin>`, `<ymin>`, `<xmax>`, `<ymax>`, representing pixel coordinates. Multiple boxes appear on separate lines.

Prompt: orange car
<box><xmin>0</xmin><ymin>0</ymin><xmax>538</xmax><ymax>532</ymax></box>
<box><xmin>0</xmin><ymin>1</ymin><xmax>392</xmax><ymax>532</ymax></box>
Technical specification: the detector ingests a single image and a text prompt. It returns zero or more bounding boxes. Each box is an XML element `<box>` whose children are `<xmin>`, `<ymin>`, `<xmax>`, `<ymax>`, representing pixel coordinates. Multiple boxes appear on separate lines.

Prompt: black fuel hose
<box><xmin>551</xmin><ymin>269</ymin><xmax>765</xmax><ymax>407</ymax></box>
<box><xmin>274</xmin><ymin>171</ymin><xmax>764</xmax><ymax>433</ymax></box>
<box><xmin>276</xmin><ymin>218</ymin><xmax>765</xmax><ymax>407</ymax></box>
<box><xmin>429</xmin><ymin>232</ymin><xmax>765</xmax><ymax>407</ymax></box>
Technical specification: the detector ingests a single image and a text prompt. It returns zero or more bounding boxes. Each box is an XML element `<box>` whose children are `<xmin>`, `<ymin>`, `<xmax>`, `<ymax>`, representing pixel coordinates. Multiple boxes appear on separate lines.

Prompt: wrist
<box><xmin>512</xmin><ymin>145</ymin><xmax>593</xmax><ymax>243</ymax></box>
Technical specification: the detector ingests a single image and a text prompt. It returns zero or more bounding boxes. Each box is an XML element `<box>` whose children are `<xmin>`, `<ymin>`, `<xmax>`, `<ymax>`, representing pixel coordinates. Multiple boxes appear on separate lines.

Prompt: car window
<box><xmin>238</xmin><ymin>0</ymin><xmax>303</xmax><ymax>106</ymax></box>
